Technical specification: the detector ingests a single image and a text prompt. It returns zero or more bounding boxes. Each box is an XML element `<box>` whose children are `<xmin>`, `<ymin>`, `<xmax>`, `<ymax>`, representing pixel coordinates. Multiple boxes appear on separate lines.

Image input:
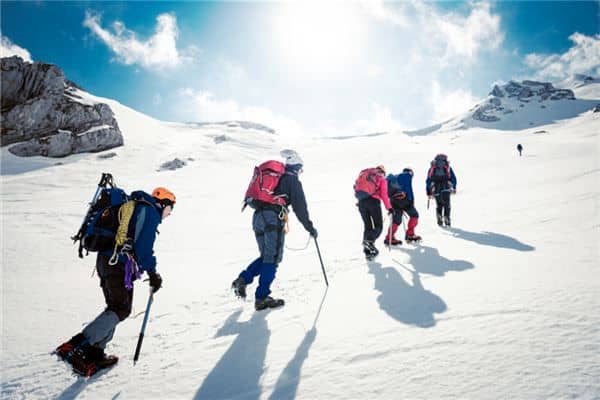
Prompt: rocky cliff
<box><xmin>1</xmin><ymin>56</ymin><xmax>123</xmax><ymax>157</ymax></box>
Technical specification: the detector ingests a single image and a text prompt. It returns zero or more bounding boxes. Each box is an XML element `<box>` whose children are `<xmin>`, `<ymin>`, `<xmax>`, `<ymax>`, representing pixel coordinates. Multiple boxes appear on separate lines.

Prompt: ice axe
<box><xmin>313</xmin><ymin>237</ymin><xmax>329</xmax><ymax>286</ymax></box>
<box><xmin>133</xmin><ymin>291</ymin><xmax>154</xmax><ymax>365</ymax></box>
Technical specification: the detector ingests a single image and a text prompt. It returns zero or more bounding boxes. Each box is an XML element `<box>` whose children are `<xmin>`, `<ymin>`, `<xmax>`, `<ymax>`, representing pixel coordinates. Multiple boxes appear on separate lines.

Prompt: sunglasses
<box><xmin>161</xmin><ymin>199</ymin><xmax>175</xmax><ymax>209</ymax></box>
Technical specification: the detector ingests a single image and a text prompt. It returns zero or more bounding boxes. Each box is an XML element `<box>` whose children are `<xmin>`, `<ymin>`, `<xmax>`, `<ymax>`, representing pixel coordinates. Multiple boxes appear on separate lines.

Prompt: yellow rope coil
<box><xmin>109</xmin><ymin>200</ymin><xmax>136</xmax><ymax>265</ymax></box>
<box><xmin>116</xmin><ymin>200</ymin><xmax>136</xmax><ymax>246</ymax></box>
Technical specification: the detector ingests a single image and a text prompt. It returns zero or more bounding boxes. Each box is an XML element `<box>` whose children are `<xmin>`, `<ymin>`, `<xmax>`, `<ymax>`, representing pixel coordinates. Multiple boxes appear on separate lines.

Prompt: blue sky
<box><xmin>1</xmin><ymin>1</ymin><xmax>599</xmax><ymax>135</ymax></box>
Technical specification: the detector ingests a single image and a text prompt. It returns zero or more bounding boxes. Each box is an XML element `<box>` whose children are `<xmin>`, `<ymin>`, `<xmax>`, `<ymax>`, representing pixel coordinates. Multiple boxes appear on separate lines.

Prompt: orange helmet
<box><xmin>376</xmin><ymin>165</ymin><xmax>386</xmax><ymax>174</ymax></box>
<box><xmin>152</xmin><ymin>187</ymin><xmax>176</xmax><ymax>207</ymax></box>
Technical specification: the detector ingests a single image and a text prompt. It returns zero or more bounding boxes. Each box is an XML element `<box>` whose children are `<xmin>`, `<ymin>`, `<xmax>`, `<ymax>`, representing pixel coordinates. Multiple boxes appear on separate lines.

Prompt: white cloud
<box><xmin>0</xmin><ymin>36</ymin><xmax>32</xmax><ymax>62</ymax></box>
<box><xmin>430</xmin><ymin>81</ymin><xmax>478</xmax><ymax>123</ymax></box>
<box><xmin>367</xmin><ymin>64</ymin><xmax>384</xmax><ymax>78</ymax></box>
<box><xmin>83</xmin><ymin>11</ymin><xmax>188</xmax><ymax>69</ymax></box>
<box><xmin>360</xmin><ymin>0</ymin><xmax>410</xmax><ymax>28</ymax></box>
<box><xmin>431</xmin><ymin>2</ymin><xmax>503</xmax><ymax>62</ymax></box>
<box><xmin>177</xmin><ymin>89</ymin><xmax>304</xmax><ymax>136</ymax></box>
<box><xmin>524</xmin><ymin>33</ymin><xmax>600</xmax><ymax>80</ymax></box>
<box><xmin>364</xmin><ymin>1</ymin><xmax>503</xmax><ymax>64</ymax></box>
<box><xmin>351</xmin><ymin>103</ymin><xmax>405</xmax><ymax>134</ymax></box>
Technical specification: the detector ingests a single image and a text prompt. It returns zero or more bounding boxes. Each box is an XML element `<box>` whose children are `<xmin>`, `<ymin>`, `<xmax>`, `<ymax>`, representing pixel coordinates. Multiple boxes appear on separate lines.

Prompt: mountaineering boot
<box><xmin>231</xmin><ymin>277</ymin><xmax>247</xmax><ymax>299</ymax></box>
<box><xmin>405</xmin><ymin>234</ymin><xmax>422</xmax><ymax>243</ymax></box>
<box><xmin>436</xmin><ymin>214</ymin><xmax>443</xmax><ymax>226</ymax></box>
<box><xmin>55</xmin><ymin>333</ymin><xmax>86</xmax><ymax>360</ymax></box>
<box><xmin>384</xmin><ymin>238</ymin><xmax>402</xmax><ymax>246</ymax></box>
<box><xmin>70</xmin><ymin>345</ymin><xmax>118</xmax><ymax>377</ymax></box>
<box><xmin>255</xmin><ymin>296</ymin><xmax>285</xmax><ymax>311</ymax></box>
<box><xmin>363</xmin><ymin>240</ymin><xmax>379</xmax><ymax>260</ymax></box>
<box><xmin>444</xmin><ymin>216</ymin><xmax>451</xmax><ymax>227</ymax></box>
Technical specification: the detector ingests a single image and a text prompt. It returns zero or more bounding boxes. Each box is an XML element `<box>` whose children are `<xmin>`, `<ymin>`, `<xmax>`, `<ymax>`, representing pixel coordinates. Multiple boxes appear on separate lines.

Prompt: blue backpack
<box><xmin>73</xmin><ymin>187</ymin><xmax>130</xmax><ymax>258</ymax></box>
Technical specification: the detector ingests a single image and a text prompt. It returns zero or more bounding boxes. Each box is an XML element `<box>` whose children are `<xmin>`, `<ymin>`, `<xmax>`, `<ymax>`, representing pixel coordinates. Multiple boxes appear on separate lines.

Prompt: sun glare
<box><xmin>271</xmin><ymin>3</ymin><xmax>366</xmax><ymax>79</ymax></box>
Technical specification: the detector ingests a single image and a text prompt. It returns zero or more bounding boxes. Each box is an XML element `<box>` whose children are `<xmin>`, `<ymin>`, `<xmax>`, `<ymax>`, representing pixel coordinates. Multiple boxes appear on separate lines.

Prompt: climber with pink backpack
<box><xmin>354</xmin><ymin>165</ymin><xmax>393</xmax><ymax>260</ymax></box>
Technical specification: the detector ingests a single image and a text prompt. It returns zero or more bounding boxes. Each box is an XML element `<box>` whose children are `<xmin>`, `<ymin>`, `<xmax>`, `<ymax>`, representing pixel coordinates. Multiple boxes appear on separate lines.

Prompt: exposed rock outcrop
<box><xmin>1</xmin><ymin>56</ymin><xmax>123</xmax><ymax>157</ymax></box>
<box><xmin>471</xmin><ymin>80</ymin><xmax>576</xmax><ymax>123</ymax></box>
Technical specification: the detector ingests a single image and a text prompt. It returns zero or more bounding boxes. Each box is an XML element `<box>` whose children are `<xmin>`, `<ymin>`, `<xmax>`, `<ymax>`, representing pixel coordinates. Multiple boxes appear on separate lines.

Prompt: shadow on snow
<box><xmin>446</xmin><ymin>228</ymin><xmax>535</xmax><ymax>251</ymax></box>
<box><xmin>368</xmin><ymin>262</ymin><xmax>447</xmax><ymax>328</ymax></box>
<box><xmin>194</xmin><ymin>309</ymin><xmax>270</xmax><ymax>400</ymax></box>
<box><xmin>398</xmin><ymin>244</ymin><xmax>475</xmax><ymax>276</ymax></box>
<box><xmin>268</xmin><ymin>289</ymin><xmax>326</xmax><ymax>400</ymax></box>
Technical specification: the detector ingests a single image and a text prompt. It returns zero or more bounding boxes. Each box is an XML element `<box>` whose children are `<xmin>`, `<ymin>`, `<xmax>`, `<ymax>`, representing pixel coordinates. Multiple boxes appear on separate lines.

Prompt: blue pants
<box><xmin>239</xmin><ymin>209</ymin><xmax>285</xmax><ymax>300</ymax></box>
<box><xmin>239</xmin><ymin>257</ymin><xmax>277</xmax><ymax>300</ymax></box>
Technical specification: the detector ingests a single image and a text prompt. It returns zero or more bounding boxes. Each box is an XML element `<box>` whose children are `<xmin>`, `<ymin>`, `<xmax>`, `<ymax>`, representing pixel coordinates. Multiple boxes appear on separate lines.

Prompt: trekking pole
<box><xmin>387</xmin><ymin>214</ymin><xmax>393</xmax><ymax>252</ymax></box>
<box><xmin>133</xmin><ymin>291</ymin><xmax>154</xmax><ymax>365</ymax></box>
<box><xmin>427</xmin><ymin>196</ymin><xmax>430</xmax><ymax>210</ymax></box>
<box><xmin>313</xmin><ymin>238</ymin><xmax>329</xmax><ymax>287</ymax></box>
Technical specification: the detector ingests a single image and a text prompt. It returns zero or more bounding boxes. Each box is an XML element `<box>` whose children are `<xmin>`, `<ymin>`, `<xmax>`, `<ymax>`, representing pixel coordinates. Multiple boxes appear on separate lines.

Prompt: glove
<box><xmin>309</xmin><ymin>227</ymin><xmax>318</xmax><ymax>239</ymax></box>
<box><xmin>148</xmin><ymin>272</ymin><xmax>162</xmax><ymax>293</ymax></box>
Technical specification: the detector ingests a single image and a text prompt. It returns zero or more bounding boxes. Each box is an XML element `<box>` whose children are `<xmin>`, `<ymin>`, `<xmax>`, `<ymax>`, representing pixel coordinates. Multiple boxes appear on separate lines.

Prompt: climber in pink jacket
<box><xmin>353</xmin><ymin>165</ymin><xmax>393</xmax><ymax>260</ymax></box>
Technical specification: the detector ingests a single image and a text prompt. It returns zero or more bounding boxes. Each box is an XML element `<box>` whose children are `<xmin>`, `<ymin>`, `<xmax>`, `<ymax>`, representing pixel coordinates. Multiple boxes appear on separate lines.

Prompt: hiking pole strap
<box><xmin>133</xmin><ymin>291</ymin><xmax>154</xmax><ymax>365</ymax></box>
<box><xmin>313</xmin><ymin>238</ymin><xmax>329</xmax><ymax>286</ymax></box>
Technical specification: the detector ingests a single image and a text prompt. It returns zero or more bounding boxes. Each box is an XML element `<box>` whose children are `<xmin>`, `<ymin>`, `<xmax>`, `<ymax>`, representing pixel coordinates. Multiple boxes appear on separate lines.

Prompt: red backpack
<box><xmin>354</xmin><ymin>168</ymin><xmax>382</xmax><ymax>198</ymax></box>
<box><xmin>427</xmin><ymin>154</ymin><xmax>451</xmax><ymax>181</ymax></box>
<box><xmin>243</xmin><ymin>160</ymin><xmax>287</xmax><ymax>210</ymax></box>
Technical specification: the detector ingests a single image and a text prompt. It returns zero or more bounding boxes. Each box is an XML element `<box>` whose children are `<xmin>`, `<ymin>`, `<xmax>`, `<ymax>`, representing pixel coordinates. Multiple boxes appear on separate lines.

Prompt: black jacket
<box><xmin>275</xmin><ymin>170</ymin><xmax>315</xmax><ymax>233</ymax></box>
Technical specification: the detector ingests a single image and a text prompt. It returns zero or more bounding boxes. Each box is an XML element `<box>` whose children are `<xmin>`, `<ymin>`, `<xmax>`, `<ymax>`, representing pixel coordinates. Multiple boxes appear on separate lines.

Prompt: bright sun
<box><xmin>271</xmin><ymin>3</ymin><xmax>366</xmax><ymax>79</ymax></box>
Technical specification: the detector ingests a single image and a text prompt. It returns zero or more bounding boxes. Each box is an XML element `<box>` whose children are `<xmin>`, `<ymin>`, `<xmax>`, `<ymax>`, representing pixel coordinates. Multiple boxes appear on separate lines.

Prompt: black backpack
<box><xmin>428</xmin><ymin>154</ymin><xmax>451</xmax><ymax>182</ymax></box>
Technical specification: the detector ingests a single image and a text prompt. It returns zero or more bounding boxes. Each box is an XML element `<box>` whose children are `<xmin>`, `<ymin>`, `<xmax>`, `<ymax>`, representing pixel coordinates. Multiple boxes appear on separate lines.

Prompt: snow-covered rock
<box><xmin>556</xmin><ymin>74</ymin><xmax>600</xmax><ymax>100</ymax></box>
<box><xmin>1</xmin><ymin>56</ymin><xmax>123</xmax><ymax>157</ymax></box>
<box><xmin>471</xmin><ymin>80</ymin><xmax>576</xmax><ymax>124</ymax></box>
<box><xmin>414</xmin><ymin>77</ymin><xmax>599</xmax><ymax>134</ymax></box>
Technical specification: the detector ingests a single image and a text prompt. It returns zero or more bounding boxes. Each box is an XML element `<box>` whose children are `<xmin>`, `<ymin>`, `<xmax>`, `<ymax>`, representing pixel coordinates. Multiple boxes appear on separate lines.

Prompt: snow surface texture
<box><xmin>1</xmin><ymin>88</ymin><xmax>599</xmax><ymax>399</ymax></box>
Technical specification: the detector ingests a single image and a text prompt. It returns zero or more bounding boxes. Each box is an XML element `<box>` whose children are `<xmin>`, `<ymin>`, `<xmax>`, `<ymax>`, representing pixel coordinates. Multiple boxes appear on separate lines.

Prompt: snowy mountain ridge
<box><xmin>408</xmin><ymin>77</ymin><xmax>600</xmax><ymax>134</ymax></box>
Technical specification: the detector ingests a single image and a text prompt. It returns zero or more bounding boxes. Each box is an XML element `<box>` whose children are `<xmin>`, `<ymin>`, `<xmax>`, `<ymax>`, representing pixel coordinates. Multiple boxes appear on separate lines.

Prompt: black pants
<box><xmin>434</xmin><ymin>191</ymin><xmax>451</xmax><ymax>219</ymax></box>
<box><xmin>82</xmin><ymin>254</ymin><xmax>133</xmax><ymax>348</ymax></box>
<box><xmin>358</xmin><ymin>197</ymin><xmax>383</xmax><ymax>241</ymax></box>
<box><xmin>97</xmin><ymin>254</ymin><xmax>133</xmax><ymax>321</ymax></box>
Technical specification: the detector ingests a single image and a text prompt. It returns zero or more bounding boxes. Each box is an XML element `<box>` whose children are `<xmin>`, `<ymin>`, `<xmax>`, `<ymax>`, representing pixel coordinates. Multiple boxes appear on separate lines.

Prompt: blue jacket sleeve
<box><xmin>133</xmin><ymin>205</ymin><xmax>161</xmax><ymax>273</ymax></box>
<box><xmin>425</xmin><ymin>176</ymin><xmax>432</xmax><ymax>195</ymax></box>
<box><xmin>450</xmin><ymin>168</ymin><xmax>457</xmax><ymax>190</ymax></box>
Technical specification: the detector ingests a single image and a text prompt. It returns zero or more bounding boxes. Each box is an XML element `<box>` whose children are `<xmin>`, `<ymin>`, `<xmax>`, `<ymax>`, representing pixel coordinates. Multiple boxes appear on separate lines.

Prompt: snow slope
<box><xmin>1</xmin><ymin>91</ymin><xmax>599</xmax><ymax>399</ymax></box>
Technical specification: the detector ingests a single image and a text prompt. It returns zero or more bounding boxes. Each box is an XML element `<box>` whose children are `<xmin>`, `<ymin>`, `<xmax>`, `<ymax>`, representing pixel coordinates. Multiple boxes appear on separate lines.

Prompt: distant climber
<box><xmin>426</xmin><ymin>154</ymin><xmax>457</xmax><ymax>227</ymax></box>
<box><xmin>517</xmin><ymin>143</ymin><xmax>523</xmax><ymax>156</ymax></box>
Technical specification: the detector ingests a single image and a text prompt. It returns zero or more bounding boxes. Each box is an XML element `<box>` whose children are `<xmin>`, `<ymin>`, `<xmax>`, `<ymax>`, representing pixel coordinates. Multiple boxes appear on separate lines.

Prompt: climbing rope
<box><xmin>285</xmin><ymin>234</ymin><xmax>312</xmax><ymax>251</ymax></box>
<box><xmin>109</xmin><ymin>200</ymin><xmax>136</xmax><ymax>265</ymax></box>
